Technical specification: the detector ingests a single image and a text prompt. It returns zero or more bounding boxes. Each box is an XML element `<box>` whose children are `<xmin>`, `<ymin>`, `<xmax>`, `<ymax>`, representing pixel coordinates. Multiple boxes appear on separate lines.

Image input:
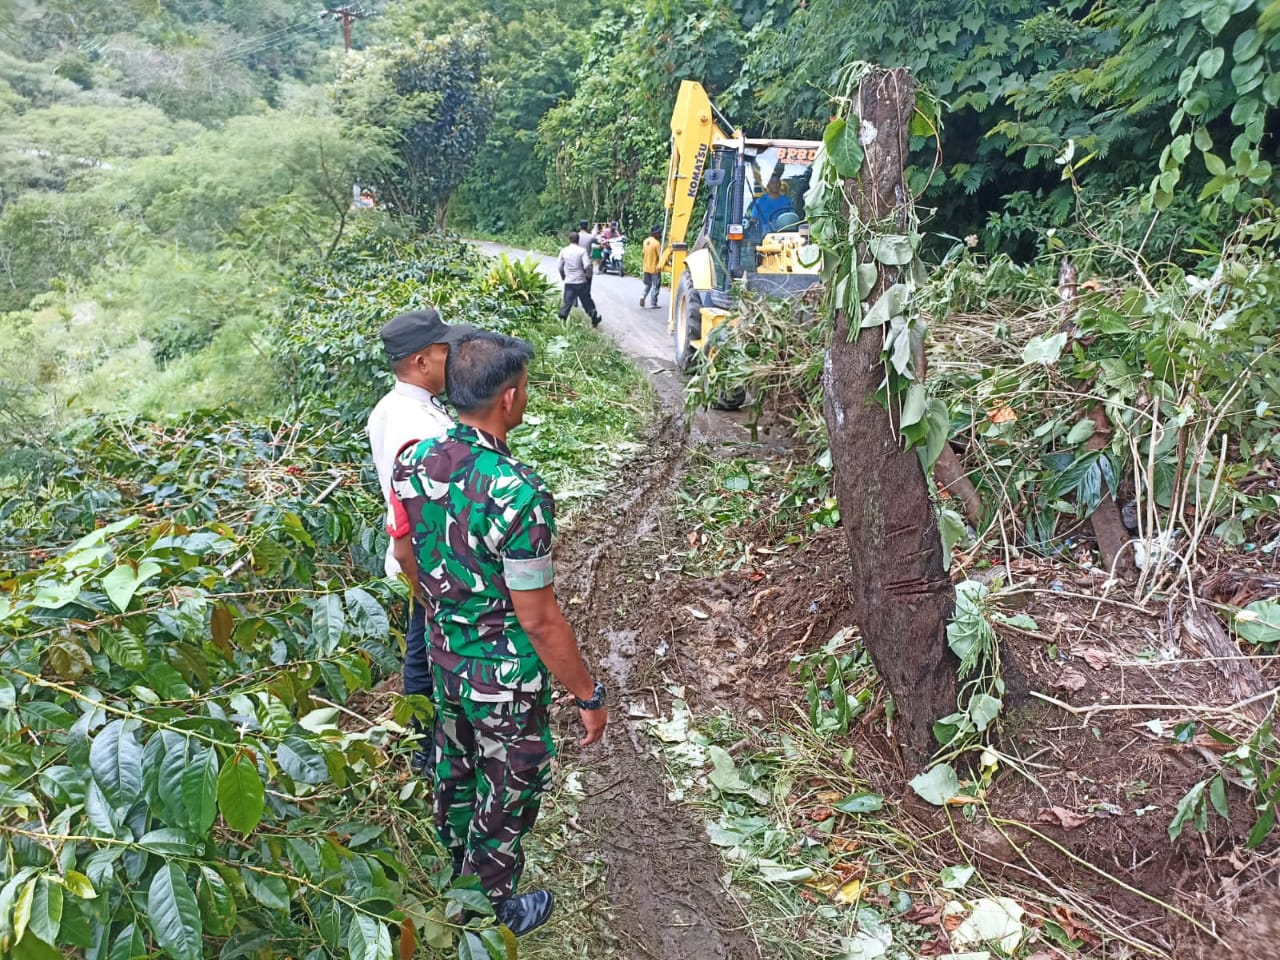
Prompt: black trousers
<box><xmin>559</xmin><ymin>282</ymin><xmax>599</xmax><ymax>322</ymax></box>
<box><xmin>404</xmin><ymin>598</ymin><xmax>431</xmax><ymax>699</ymax></box>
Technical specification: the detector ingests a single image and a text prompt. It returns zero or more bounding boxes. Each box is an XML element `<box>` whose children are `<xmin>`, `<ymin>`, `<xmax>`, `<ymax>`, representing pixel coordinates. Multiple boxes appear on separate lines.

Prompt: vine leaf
<box><xmin>910</xmin><ymin>763</ymin><xmax>960</xmax><ymax>805</ymax></box>
<box><xmin>89</xmin><ymin>720</ymin><xmax>143</xmax><ymax>809</ymax></box>
<box><xmin>217</xmin><ymin>751</ymin><xmax>265</xmax><ymax>835</ymax></box>
<box><xmin>823</xmin><ymin>117</ymin><xmax>864</xmax><ymax>179</ymax></box>
<box><xmin>147</xmin><ymin>864</ymin><xmax>203</xmax><ymax>960</ymax></box>
<box><xmin>867</xmin><ymin>234</ymin><xmax>914</xmax><ymax>265</ymax></box>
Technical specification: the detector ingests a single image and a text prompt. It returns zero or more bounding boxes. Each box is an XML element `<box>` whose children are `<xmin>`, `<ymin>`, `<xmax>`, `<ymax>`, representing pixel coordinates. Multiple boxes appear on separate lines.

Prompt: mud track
<box><xmin>553</xmin><ymin>407</ymin><xmax>759</xmax><ymax>960</ymax></box>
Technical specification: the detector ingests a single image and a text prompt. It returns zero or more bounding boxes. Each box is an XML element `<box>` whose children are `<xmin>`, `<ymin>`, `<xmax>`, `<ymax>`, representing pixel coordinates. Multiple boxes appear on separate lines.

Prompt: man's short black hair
<box><xmin>578</xmin><ymin>219</ymin><xmax>589</xmax><ymax>230</ymax></box>
<box><xmin>568</xmin><ymin>230</ymin><xmax>579</xmax><ymax>244</ymax></box>
<box><xmin>446</xmin><ymin>331</ymin><xmax>535</xmax><ymax>413</ymax></box>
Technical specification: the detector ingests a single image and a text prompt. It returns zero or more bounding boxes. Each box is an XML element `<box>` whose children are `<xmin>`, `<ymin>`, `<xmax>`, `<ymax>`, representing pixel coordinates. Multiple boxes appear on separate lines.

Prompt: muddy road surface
<box><xmin>475</xmin><ymin>243</ymin><xmax>763</xmax><ymax>958</ymax></box>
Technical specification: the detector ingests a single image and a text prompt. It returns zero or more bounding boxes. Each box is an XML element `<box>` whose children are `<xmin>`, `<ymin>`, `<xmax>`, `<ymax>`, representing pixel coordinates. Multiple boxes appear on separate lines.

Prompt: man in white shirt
<box><xmin>557</xmin><ymin>231</ymin><xmax>602</xmax><ymax>327</ymax></box>
<box><xmin>367</xmin><ymin>308</ymin><xmax>476</xmax><ymax>771</ymax></box>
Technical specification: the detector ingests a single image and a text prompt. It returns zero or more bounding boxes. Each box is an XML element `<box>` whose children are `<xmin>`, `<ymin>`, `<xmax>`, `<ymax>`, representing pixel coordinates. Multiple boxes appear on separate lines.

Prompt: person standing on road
<box><xmin>387</xmin><ymin>330</ymin><xmax>608</xmax><ymax>936</ymax></box>
<box><xmin>577</xmin><ymin>220</ymin><xmax>600</xmax><ymax>290</ymax></box>
<box><xmin>557</xmin><ymin>231</ymin><xmax>602</xmax><ymax>327</ymax></box>
<box><xmin>366</xmin><ymin>308</ymin><xmax>475</xmax><ymax>773</ymax></box>
<box><xmin>640</xmin><ymin>225</ymin><xmax>663</xmax><ymax>309</ymax></box>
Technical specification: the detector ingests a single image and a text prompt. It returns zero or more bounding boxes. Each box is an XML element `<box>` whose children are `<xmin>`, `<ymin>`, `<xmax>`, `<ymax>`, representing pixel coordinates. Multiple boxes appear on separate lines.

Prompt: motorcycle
<box><xmin>599</xmin><ymin>235</ymin><xmax>626</xmax><ymax>276</ymax></box>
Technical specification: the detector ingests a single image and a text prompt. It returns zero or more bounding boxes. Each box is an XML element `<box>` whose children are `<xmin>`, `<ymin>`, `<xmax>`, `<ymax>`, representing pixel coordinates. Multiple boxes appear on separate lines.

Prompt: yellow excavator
<box><xmin>660</xmin><ymin>80</ymin><xmax>823</xmax><ymax>370</ymax></box>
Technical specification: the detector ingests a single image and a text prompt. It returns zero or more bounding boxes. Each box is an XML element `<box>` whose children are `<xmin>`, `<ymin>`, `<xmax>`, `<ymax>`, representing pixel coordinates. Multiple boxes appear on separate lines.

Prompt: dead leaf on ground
<box><xmin>988</xmin><ymin>404</ymin><xmax>1018</xmax><ymax>424</ymax></box>
<box><xmin>686</xmin><ymin>531</ymin><xmax>698</xmax><ymax>546</ymax></box>
<box><xmin>1036</xmin><ymin>805</ymin><xmax>1091</xmax><ymax>830</ymax></box>
<box><xmin>1052</xmin><ymin>667</ymin><xmax>1088</xmax><ymax>692</ymax></box>
<box><xmin>901</xmin><ymin>903</ymin><xmax>942</xmax><ymax>925</ymax></box>
<box><xmin>1049</xmin><ymin>904</ymin><xmax>1100</xmax><ymax>946</ymax></box>
<box><xmin>832</xmin><ymin>877</ymin><xmax>862</xmax><ymax>905</ymax></box>
<box><xmin>917</xmin><ymin>932</ymin><xmax>954</xmax><ymax>956</ymax></box>
<box><xmin>684</xmin><ymin>605</ymin><xmax>709</xmax><ymax>620</ymax></box>
<box><xmin>1078</xmin><ymin>646</ymin><xmax>1112</xmax><ymax>671</ymax></box>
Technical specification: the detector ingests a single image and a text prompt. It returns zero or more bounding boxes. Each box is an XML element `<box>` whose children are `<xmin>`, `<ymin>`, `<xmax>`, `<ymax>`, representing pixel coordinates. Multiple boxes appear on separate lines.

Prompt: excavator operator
<box><xmin>749</xmin><ymin>175</ymin><xmax>794</xmax><ymax>232</ymax></box>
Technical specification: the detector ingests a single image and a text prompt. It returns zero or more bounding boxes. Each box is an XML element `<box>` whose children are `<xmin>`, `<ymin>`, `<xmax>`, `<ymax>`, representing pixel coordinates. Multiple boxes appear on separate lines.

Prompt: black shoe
<box><xmin>591</xmin><ymin>316</ymin><xmax>602</xmax><ymax>327</ymax></box>
<box><xmin>410</xmin><ymin>748</ymin><xmax>430</xmax><ymax>775</ymax></box>
<box><xmin>495</xmin><ymin>889</ymin><xmax>555</xmax><ymax>936</ymax></box>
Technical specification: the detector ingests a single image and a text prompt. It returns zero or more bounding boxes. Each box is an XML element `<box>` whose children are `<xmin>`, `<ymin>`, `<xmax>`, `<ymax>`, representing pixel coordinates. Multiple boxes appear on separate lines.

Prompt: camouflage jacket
<box><xmin>388</xmin><ymin>423</ymin><xmax>556</xmax><ymax>697</ymax></box>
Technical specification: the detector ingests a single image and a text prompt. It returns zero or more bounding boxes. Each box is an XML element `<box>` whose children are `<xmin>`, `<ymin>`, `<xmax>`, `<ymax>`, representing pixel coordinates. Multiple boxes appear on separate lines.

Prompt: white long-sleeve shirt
<box><xmin>366</xmin><ymin>380</ymin><xmax>453</xmax><ymax>576</ymax></box>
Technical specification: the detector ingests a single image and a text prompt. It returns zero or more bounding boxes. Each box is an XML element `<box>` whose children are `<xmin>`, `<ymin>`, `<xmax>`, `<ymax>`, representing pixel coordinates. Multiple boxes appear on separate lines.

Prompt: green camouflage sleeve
<box><xmin>500</xmin><ymin>486</ymin><xmax>556</xmax><ymax>591</ymax></box>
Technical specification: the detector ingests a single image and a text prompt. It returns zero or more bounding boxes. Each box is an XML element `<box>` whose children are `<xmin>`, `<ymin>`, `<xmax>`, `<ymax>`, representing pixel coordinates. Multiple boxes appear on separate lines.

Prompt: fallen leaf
<box><xmin>917</xmin><ymin>933</ymin><xmax>955</xmax><ymax>957</ymax></box>
<box><xmin>987</xmin><ymin>404</ymin><xmax>1018</xmax><ymax>424</ymax></box>
<box><xmin>901</xmin><ymin>903</ymin><xmax>943</xmax><ymax>925</ymax></box>
<box><xmin>685</xmin><ymin>605</ymin><xmax>710</xmax><ymax>620</ymax></box>
<box><xmin>1036</xmin><ymin>806</ymin><xmax>1090</xmax><ymax>830</ymax></box>
<box><xmin>687</xmin><ymin>531</ymin><xmax>698</xmax><ymax>546</ymax></box>
<box><xmin>833</xmin><ymin>877</ymin><xmax>862</xmax><ymax>904</ymax></box>
<box><xmin>1077</xmin><ymin>646</ymin><xmax>1111</xmax><ymax>671</ymax></box>
<box><xmin>1052</xmin><ymin>667</ymin><xmax>1087</xmax><ymax>692</ymax></box>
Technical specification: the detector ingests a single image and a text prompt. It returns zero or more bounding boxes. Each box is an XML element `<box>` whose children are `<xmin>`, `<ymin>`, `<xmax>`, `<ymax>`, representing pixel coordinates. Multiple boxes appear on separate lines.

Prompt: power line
<box><xmin>202</xmin><ymin>20</ymin><xmax>327</xmax><ymax>67</ymax></box>
<box><xmin>321</xmin><ymin>6</ymin><xmax>371</xmax><ymax>54</ymax></box>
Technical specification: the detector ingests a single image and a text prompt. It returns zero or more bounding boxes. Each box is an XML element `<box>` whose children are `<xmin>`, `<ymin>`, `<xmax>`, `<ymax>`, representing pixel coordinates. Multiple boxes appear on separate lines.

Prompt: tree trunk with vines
<box><xmin>823</xmin><ymin>67</ymin><xmax>958</xmax><ymax>768</ymax></box>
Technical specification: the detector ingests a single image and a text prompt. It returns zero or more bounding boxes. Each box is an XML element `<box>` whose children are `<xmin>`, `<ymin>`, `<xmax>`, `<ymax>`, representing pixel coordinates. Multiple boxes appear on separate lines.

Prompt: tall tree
<box><xmin>335</xmin><ymin>29</ymin><xmax>496</xmax><ymax>229</ymax></box>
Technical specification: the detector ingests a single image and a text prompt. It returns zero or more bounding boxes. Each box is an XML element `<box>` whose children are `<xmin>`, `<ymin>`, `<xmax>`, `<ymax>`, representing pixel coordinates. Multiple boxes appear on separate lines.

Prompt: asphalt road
<box><xmin>472</xmin><ymin>240</ymin><xmax>676</xmax><ymax>378</ymax></box>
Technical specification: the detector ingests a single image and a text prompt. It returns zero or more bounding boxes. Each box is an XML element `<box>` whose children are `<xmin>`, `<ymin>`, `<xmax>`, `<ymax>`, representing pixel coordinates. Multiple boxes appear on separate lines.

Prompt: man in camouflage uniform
<box><xmin>387</xmin><ymin>330</ymin><xmax>608</xmax><ymax>936</ymax></box>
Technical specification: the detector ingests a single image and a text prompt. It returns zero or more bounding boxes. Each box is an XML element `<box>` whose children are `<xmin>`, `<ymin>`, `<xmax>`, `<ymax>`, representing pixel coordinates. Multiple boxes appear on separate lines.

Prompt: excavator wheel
<box><xmin>673</xmin><ymin>273</ymin><xmax>702</xmax><ymax>372</ymax></box>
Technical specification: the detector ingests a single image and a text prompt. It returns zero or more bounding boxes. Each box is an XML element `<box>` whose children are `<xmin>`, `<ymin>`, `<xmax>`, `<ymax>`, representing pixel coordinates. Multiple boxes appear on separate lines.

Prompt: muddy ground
<box><xmin>551</xmin><ymin>420</ymin><xmax>1280</xmax><ymax>958</ymax></box>
<box><xmin>465</xmin><ymin>246</ymin><xmax>1280</xmax><ymax>959</ymax></box>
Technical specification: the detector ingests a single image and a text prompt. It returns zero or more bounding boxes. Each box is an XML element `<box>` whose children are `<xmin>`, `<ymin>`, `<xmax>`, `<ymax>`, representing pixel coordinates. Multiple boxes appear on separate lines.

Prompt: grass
<box><xmin>466</xmin><ymin>227</ymin><xmax>562</xmax><ymax>257</ymax></box>
<box><xmin>515</xmin><ymin>313</ymin><xmax>655</xmax><ymax>513</ymax></box>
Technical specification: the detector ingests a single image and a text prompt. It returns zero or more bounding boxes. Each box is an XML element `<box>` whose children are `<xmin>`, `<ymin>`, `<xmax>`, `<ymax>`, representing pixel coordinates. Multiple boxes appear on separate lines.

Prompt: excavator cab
<box><xmin>660</xmin><ymin>80</ymin><xmax>821</xmax><ymax>370</ymax></box>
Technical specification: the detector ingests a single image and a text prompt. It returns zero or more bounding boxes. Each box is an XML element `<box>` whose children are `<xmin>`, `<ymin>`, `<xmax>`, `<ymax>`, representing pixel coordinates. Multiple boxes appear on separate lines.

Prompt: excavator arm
<box><xmin>660</xmin><ymin>81</ymin><xmax>734</xmax><ymax>290</ymax></box>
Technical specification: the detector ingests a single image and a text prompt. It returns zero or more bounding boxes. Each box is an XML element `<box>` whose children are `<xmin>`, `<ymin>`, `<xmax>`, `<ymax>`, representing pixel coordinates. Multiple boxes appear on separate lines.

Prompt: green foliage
<box><xmin>1168</xmin><ymin>718</ymin><xmax>1280</xmax><ymax>848</ymax></box>
<box><xmin>275</xmin><ymin>230</ymin><xmax>651</xmax><ymax>502</ymax></box>
<box><xmin>0</xmin><ymin>408</ymin><xmax>484</xmax><ymax>959</ymax></box>
<box><xmin>930</xmin><ymin>219</ymin><xmax>1280</xmax><ymax>556</ymax></box>
<box><xmin>536</xmin><ymin>19</ymin><xmax>670</xmax><ymax>229</ymax></box>
<box><xmin>792</xmin><ymin>628</ymin><xmax>876</xmax><ymax>736</ymax></box>
<box><xmin>381</xmin><ymin>0</ymin><xmax>595</xmax><ymax>233</ymax></box>
<box><xmin>335</xmin><ymin>30</ymin><xmax>497</xmax><ymax>229</ymax></box>
<box><xmin>930</xmin><ymin>580</ymin><xmax>1035</xmax><ymax>758</ymax></box>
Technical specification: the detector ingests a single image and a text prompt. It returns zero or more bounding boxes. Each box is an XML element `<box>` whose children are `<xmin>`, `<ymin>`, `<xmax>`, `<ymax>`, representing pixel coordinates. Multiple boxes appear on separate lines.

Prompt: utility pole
<box><xmin>323</xmin><ymin>5</ymin><xmax>368</xmax><ymax>54</ymax></box>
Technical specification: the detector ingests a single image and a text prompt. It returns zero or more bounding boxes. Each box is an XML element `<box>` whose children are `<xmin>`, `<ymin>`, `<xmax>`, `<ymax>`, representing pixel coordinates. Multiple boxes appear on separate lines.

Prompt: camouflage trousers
<box><xmin>432</xmin><ymin>665</ymin><xmax>554</xmax><ymax>900</ymax></box>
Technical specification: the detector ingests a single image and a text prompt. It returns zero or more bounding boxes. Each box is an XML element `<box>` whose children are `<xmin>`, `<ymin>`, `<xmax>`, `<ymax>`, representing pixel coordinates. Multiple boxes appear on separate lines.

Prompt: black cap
<box><xmin>379</xmin><ymin>309</ymin><xmax>477</xmax><ymax>362</ymax></box>
<box><xmin>651</xmin><ymin>224</ymin><xmax>661</xmax><ymax>235</ymax></box>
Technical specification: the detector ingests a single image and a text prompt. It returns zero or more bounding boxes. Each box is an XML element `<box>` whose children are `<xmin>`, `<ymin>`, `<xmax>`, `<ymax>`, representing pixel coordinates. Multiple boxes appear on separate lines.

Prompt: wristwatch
<box><xmin>575</xmin><ymin>680</ymin><xmax>607</xmax><ymax>711</ymax></box>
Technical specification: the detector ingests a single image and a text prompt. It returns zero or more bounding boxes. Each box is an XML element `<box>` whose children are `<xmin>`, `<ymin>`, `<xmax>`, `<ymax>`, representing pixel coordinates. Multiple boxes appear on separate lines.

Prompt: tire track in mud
<box><xmin>554</xmin><ymin>408</ymin><xmax>760</xmax><ymax>960</ymax></box>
